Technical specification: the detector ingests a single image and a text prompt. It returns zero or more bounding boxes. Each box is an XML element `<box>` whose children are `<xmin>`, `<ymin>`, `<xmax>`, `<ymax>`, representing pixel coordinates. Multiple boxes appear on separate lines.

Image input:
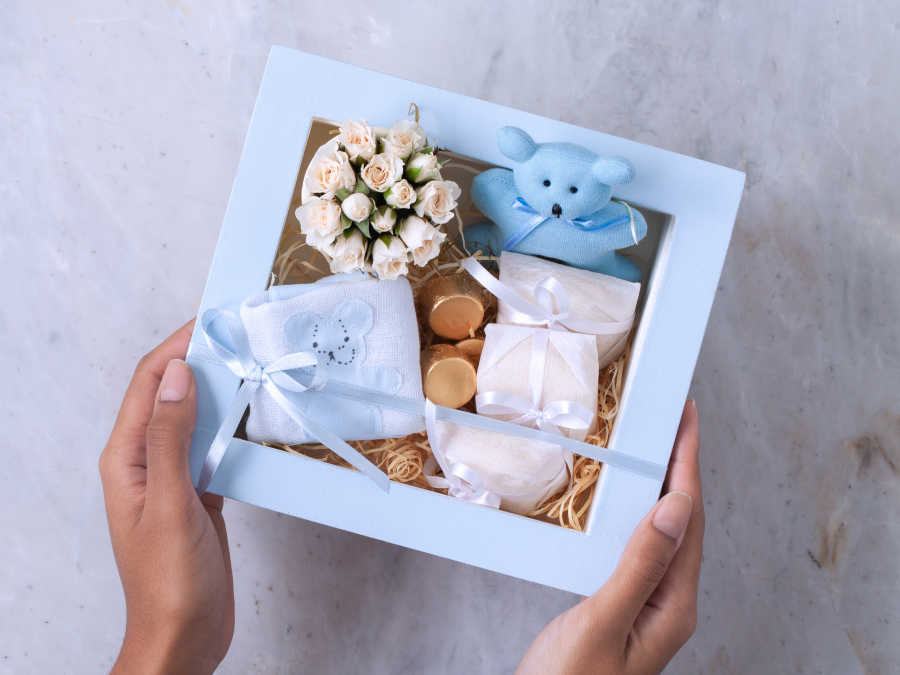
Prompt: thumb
<box><xmin>145</xmin><ymin>359</ymin><xmax>198</xmax><ymax>502</ymax></box>
<box><xmin>589</xmin><ymin>491</ymin><xmax>694</xmax><ymax>632</ymax></box>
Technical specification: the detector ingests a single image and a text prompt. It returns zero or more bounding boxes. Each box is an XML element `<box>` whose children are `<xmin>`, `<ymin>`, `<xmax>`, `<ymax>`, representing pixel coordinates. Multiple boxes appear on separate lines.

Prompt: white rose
<box><xmin>371</xmin><ymin>206</ymin><xmax>397</xmax><ymax>233</ymax></box>
<box><xmin>384</xmin><ymin>179</ymin><xmax>417</xmax><ymax>209</ymax></box>
<box><xmin>405</xmin><ymin>151</ymin><xmax>442</xmax><ymax>183</ymax></box>
<box><xmin>304</xmin><ymin>141</ymin><xmax>357</xmax><ymax>197</ymax></box>
<box><xmin>399</xmin><ymin>215</ymin><xmax>446</xmax><ymax>266</ymax></box>
<box><xmin>371</xmin><ymin>237</ymin><xmax>409</xmax><ymax>280</ymax></box>
<box><xmin>296</xmin><ymin>197</ymin><xmax>343</xmax><ymax>249</ymax></box>
<box><xmin>384</xmin><ymin>119</ymin><xmax>426</xmax><ymax>159</ymax></box>
<box><xmin>338</xmin><ymin>120</ymin><xmax>377</xmax><ymax>162</ymax></box>
<box><xmin>360</xmin><ymin>152</ymin><xmax>403</xmax><ymax>192</ymax></box>
<box><xmin>329</xmin><ymin>230</ymin><xmax>366</xmax><ymax>274</ymax></box>
<box><xmin>413</xmin><ymin>180</ymin><xmax>461</xmax><ymax>225</ymax></box>
<box><xmin>341</xmin><ymin>192</ymin><xmax>373</xmax><ymax>222</ymax></box>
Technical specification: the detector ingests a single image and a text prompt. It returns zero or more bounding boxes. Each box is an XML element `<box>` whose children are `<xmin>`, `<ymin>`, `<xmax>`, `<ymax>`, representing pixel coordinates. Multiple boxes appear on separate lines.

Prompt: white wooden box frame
<box><xmin>187</xmin><ymin>46</ymin><xmax>744</xmax><ymax>596</ymax></box>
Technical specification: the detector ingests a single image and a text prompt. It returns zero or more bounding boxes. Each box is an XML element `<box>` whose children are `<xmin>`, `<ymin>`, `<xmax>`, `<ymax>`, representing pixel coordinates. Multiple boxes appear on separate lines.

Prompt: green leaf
<box><xmin>356</xmin><ymin>219</ymin><xmax>371</xmax><ymax>238</ymax></box>
<box><xmin>420</xmin><ymin>146</ymin><xmax>434</xmax><ymax>155</ymax></box>
<box><xmin>341</xmin><ymin>214</ymin><xmax>354</xmax><ymax>231</ymax></box>
<box><xmin>405</xmin><ymin>166</ymin><xmax>421</xmax><ymax>181</ymax></box>
<box><xmin>335</xmin><ymin>188</ymin><xmax>351</xmax><ymax>201</ymax></box>
<box><xmin>355</xmin><ymin>178</ymin><xmax>369</xmax><ymax>194</ymax></box>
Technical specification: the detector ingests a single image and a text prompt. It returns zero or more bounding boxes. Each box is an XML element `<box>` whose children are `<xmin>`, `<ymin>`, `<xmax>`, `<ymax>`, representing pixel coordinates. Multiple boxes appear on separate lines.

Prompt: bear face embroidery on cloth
<box><xmin>286</xmin><ymin>298</ymin><xmax>373</xmax><ymax>373</ymax></box>
<box><xmin>462</xmin><ymin>126</ymin><xmax>649</xmax><ymax>281</ymax></box>
<box><xmin>283</xmin><ymin>298</ymin><xmax>403</xmax><ymax>438</ymax></box>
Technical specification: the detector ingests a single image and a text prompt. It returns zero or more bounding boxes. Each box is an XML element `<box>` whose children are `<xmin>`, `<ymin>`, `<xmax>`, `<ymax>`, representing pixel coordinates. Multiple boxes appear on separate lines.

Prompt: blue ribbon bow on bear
<box><xmin>505</xmin><ymin>197</ymin><xmax>635</xmax><ymax>250</ymax></box>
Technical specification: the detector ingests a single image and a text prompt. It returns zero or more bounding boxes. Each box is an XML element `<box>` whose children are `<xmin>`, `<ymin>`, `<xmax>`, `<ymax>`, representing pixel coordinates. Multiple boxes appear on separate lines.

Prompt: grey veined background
<box><xmin>2</xmin><ymin>1</ymin><xmax>899</xmax><ymax>673</ymax></box>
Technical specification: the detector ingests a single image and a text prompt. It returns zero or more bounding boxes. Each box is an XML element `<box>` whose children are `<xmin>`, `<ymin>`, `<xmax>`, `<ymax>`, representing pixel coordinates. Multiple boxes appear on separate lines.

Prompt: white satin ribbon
<box><xmin>422</xmin><ymin>400</ymin><xmax>502</xmax><ymax>508</ymax></box>
<box><xmin>191</xmin><ymin>305</ymin><xmax>668</xmax><ymax>497</ymax></box>
<box><xmin>460</xmin><ymin>257</ymin><xmax>633</xmax><ymax>336</ymax></box>
<box><xmin>195</xmin><ymin>308</ymin><xmax>390</xmax><ymax>495</ymax></box>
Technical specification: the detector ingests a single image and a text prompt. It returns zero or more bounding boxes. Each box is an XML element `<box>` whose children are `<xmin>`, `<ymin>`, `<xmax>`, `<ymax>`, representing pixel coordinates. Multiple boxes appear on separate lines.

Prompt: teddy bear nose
<box><xmin>551</xmin><ymin>203</ymin><xmax>562</xmax><ymax>217</ymax></box>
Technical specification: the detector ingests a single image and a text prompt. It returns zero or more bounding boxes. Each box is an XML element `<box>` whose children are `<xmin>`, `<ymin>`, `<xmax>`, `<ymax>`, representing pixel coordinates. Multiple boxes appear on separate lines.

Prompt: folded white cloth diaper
<box><xmin>240</xmin><ymin>274</ymin><xmax>424</xmax><ymax>444</ymax></box>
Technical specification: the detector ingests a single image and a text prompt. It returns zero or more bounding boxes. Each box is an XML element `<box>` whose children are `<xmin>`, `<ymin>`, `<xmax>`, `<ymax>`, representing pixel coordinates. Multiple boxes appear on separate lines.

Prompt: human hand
<box><xmin>517</xmin><ymin>401</ymin><xmax>704</xmax><ymax>675</ymax></box>
<box><xmin>99</xmin><ymin>321</ymin><xmax>234</xmax><ymax>674</ymax></box>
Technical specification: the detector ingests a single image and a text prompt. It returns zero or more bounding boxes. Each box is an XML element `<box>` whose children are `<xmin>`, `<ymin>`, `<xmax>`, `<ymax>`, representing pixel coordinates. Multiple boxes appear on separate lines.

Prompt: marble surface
<box><xmin>2</xmin><ymin>1</ymin><xmax>899</xmax><ymax>673</ymax></box>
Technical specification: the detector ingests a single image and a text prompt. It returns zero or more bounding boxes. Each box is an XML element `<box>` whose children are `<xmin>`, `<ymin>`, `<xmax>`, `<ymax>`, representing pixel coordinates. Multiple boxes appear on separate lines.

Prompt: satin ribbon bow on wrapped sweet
<box><xmin>422</xmin><ymin>400</ymin><xmax>502</xmax><ymax>509</ymax></box>
<box><xmin>462</xmin><ymin>253</ymin><xmax>640</xmax><ymax>369</ymax></box>
<box><xmin>476</xmin><ymin>393</ymin><xmax>594</xmax><ymax>437</ymax></box>
<box><xmin>476</xmin><ymin>327</ymin><xmax>595</xmax><ymax>438</ymax></box>
<box><xmin>476</xmin><ymin>323</ymin><xmax>599</xmax><ymax>441</ymax></box>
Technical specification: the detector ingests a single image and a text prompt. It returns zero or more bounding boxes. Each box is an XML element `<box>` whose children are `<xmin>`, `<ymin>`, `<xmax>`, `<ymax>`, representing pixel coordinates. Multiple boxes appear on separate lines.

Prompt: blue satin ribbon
<box><xmin>504</xmin><ymin>197</ymin><xmax>632</xmax><ymax>250</ymax></box>
<box><xmin>193</xmin><ymin>307</ymin><xmax>668</xmax><ymax>495</ymax></box>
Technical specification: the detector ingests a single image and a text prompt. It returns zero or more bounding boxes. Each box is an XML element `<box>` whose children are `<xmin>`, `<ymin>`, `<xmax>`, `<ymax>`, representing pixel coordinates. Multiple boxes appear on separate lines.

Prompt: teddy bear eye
<box><xmin>542</xmin><ymin>179</ymin><xmax>551</xmax><ymax>187</ymax></box>
<box><xmin>570</xmin><ymin>186</ymin><xmax>578</xmax><ymax>193</ymax></box>
<box><xmin>344</xmin><ymin>336</ymin><xmax>349</xmax><ymax>342</ymax></box>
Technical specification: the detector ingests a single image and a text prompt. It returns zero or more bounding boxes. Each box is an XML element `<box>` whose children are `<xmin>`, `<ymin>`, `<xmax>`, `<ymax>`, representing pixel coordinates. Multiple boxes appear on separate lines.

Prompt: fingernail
<box><xmin>159</xmin><ymin>359</ymin><xmax>191</xmax><ymax>402</ymax></box>
<box><xmin>653</xmin><ymin>491</ymin><xmax>693</xmax><ymax>542</ymax></box>
<box><xmin>688</xmin><ymin>399</ymin><xmax>698</xmax><ymax>414</ymax></box>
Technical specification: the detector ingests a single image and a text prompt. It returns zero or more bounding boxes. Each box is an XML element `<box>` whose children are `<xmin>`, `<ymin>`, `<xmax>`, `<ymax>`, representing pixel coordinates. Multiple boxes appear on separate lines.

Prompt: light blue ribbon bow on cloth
<box><xmin>504</xmin><ymin>197</ymin><xmax>636</xmax><ymax>250</ymax></box>
<box><xmin>195</xmin><ymin>308</ymin><xmax>390</xmax><ymax>495</ymax></box>
<box><xmin>193</xmin><ymin>304</ymin><xmax>668</xmax><ymax>499</ymax></box>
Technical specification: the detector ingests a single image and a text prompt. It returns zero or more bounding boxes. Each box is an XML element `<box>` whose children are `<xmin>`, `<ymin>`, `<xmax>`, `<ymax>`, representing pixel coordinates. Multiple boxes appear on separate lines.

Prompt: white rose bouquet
<box><xmin>296</xmin><ymin>118</ymin><xmax>460</xmax><ymax>280</ymax></box>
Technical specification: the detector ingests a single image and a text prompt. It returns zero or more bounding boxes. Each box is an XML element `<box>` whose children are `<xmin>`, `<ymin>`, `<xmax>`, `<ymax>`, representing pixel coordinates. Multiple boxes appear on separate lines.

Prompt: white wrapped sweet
<box><xmin>496</xmin><ymin>251</ymin><xmax>640</xmax><ymax>367</ymax></box>
<box><xmin>423</xmin><ymin>324</ymin><xmax>598</xmax><ymax>515</ymax></box>
<box><xmin>476</xmin><ymin>324</ymin><xmax>599</xmax><ymax>441</ymax></box>
<box><xmin>240</xmin><ymin>274</ymin><xmax>424</xmax><ymax>444</ymax></box>
<box><xmin>431</xmin><ymin>422</ymin><xmax>570</xmax><ymax>515</ymax></box>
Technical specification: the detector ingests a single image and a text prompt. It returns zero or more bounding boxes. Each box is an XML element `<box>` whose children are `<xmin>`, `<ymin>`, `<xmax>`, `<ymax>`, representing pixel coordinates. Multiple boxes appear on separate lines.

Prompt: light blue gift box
<box><xmin>186</xmin><ymin>46</ymin><xmax>744</xmax><ymax>596</ymax></box>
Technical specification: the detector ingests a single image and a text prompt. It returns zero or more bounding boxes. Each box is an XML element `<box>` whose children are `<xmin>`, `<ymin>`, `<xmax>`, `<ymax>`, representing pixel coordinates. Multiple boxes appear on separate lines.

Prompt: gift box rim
<box><xmin>186</xmin><ymin>45</ymin><xmax>745</xmax><ymax>596</ymax></box>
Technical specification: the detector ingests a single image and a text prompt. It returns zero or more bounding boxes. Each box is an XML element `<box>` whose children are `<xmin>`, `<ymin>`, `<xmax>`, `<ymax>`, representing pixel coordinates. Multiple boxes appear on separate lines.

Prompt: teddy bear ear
<box><xmin>592</xmin><ymin>156</ymin><xmax>635</xmax><ymax>185</ymax></box>
<box><xmin>497</xmin><ymin>126</ymin><xmax>537</xmax><ymax>163</ymax></box>
<box><xmin>333</xmin><ymin>299</ymin><xmax>374</xmax><ymax>336</ymax></box>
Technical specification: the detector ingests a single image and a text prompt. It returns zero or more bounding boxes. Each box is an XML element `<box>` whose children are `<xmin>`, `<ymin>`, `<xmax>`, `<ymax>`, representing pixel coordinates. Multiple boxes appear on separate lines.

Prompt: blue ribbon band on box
<box><xmin>192</xmin><ymin>295</ymin><xmax>667</xmax><ymax>496</ymax></box>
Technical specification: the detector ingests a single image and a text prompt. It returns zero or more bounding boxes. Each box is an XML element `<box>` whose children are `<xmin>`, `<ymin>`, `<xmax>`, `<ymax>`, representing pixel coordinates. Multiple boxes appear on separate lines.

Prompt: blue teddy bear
<box><xmin>463</xmin><ymin>126</ymin><xmax>648</xmax><ymax>281</ymax></box>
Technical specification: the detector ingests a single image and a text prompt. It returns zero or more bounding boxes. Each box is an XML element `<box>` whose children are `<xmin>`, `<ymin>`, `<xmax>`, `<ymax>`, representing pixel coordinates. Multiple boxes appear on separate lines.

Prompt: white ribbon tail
<box><xmin>264</xmin><ymin>382</ymin><xmax>390</xmax><ymax>493</ymax></box>
<box><xmin>461</xmin><ymin>257</ymin><xmax>544</xmax><ymax>319</ymax></box>
<box><xmin>196</xmin><ymin>380</ymin><xmax>256</xmax><ymax>496</ymax></box>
